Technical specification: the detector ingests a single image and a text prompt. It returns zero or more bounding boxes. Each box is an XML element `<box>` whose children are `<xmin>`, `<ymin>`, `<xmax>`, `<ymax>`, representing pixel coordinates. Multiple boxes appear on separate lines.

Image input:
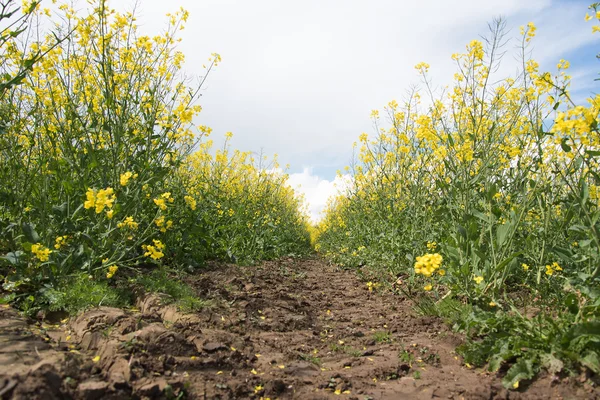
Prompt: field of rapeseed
<box><xmin>315</xmin><ymin>8</ymin><xmax>600</xmax><ymax>389</ymax></box>
<box><xmin>1</xmin><ymin>0</ymin><xmax>600</xmax><ymax>394</ymax></box>
<box><xmin>0</xmin><ymin>1</ymin><xmax>310</xmax><ymax>314</ymax></box>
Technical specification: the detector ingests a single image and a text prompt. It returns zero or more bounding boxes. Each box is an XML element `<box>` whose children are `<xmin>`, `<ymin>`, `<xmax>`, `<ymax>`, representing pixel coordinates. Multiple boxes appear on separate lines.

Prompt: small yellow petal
<box><xmin>250</xmin><ymin>369</ymin><xmax>258</xmax><ymax>375</ymax></box>
<box><xmin>216</xmin><ymin>371</ymin><xmax>223</xmax><ymax>375</ymax></box>
<box><xmin>92</xmin><ymin>355</ymin><xmax>100</xmax><ymax>363</ymax></box>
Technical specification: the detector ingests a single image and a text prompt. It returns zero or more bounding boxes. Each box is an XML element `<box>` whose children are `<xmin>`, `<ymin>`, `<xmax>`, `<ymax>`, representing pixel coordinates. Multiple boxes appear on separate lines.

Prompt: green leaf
<box><xmin>496</xmin><ymin>223</ymin><xmax>510</xmax><ymax>247</ymax></box>
<box><xmin>472</xmin><ymin>210</ymin><xmax>491</xmax><ymax>224</ymax></box>
<box><xmin>0</xmin><ymin>251</ymin><xmax>22</xmax><ymax>266</ymax></box>
<box><xmin>21</xmin><ymin>222</ymin><xmax>40</xmax><ymax>243</ymax></box>
<box><xmin>495</xmin><ymin>252</ymin><xmax>522</xmax><ymax>272</ymax></box>
<box><xmin>586</xmin><ymin>150</ymin><xmax>600</xmax><ymax>157</ymax></box>
<box><xmin>560</xmin><ymin>138</ymin><xmax>571</xmax><ymax>153</ymax></box>
<box><xmin>502</xmin><ymin>358</ymin><xmax>535</xmax><ymax>389</ymax></box>
<box><xmin>581</xmin><ymin>180</ymin><xmax>589</xmax><ymax>205</ymax></box>
<box><xmin>563</xmin><ymin>293</ymin><xmax>579</xmax><ymax>314</ymax></box>
<box><xmin>581</xmin><ymin>352</ymin><xmax>600</xmax><ymax>374</ymax></box>
<box><xmin>488</xmin><ymin>354</ymin><xmax>505</xmax><ymax>372</ymax></box>
<box><xmin>540</xmin><ymin>353</ymin><xmax>564</xmax><ymax>375</ymax></box>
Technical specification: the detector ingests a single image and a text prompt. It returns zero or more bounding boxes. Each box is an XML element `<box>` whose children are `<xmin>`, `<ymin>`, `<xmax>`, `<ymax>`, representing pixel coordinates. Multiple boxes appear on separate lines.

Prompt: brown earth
<box><xmin>0</xmin><ymin>257</ymin><xmax>598</xmax><ymax>399</ymax></box>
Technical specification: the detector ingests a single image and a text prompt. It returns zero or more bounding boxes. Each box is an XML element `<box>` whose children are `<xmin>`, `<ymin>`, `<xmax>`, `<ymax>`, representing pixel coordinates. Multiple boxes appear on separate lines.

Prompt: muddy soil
<box><xmin>0</xmin><ymin>258</ymin><xmax>597</xmax><ymax>399</ymax></box>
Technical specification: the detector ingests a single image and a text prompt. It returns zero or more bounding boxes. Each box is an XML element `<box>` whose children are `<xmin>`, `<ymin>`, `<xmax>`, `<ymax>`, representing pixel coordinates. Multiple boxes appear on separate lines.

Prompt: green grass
<box><xmin>373</xmin><ymin>331</ymin><xmax>392</xmax><ymax>344</ymax></box>
<box><xmin>131</xmin><ymin>268</ymin><xmax>211</xmax><ymax>312</ymax></box>
<box><xmin>38</xmin><ymin>273</ymin><xmax>131</xmax><ymax>315</ymax></box>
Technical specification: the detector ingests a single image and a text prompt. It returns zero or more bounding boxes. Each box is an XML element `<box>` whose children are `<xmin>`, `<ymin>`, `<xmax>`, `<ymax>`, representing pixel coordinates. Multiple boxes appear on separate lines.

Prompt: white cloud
<box><xmin>287</xmin><ymin>168</ymin><xmax>352</xmax><ymax>223</ymax></box>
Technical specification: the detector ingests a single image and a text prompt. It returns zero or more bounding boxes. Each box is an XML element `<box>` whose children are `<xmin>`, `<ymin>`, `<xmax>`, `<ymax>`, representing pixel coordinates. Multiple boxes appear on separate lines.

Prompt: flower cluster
<box><xmin>31</xmin><ymin>243</ymin><xmax>52</xmax><ymax>262</ymax></box>
<box><xmin>54</xmin><ymin>235</ymin><xmax>68</xmax><ymax>250</ymax></box>
<box><xmin>154</xmin><ymin>216</ymin><xmax>173</xmax><ymax>233</ymax></box>
<box><xmin>143</xmin><ymin>239</ymin><xmax>165</xmax><ymax>260</ymax></box>
<box><xmin>84</xmin><ymin>187</ymin><xmax>116</xmax><ymax>214</ymax></box>
<box><xmin>117</xmin><ymin>216</ymin><xmax>139</xmax><ymax>230</ymax></box>
<box><xmin>184</xmin><ymin>195</ymin><xmax>197</xmax><ymax>210</ymax></box>
<box><xmin>106</xmin><ymin>265</ymin><xmax>118</xmax><ymax>279</ymax></box>
<box><xmin>119</xmin><ymin>171</ymin><xmax>137</xmax><ymax>186</ymax></box>
<box><xmin>153</xmin><ymin>192</ymin><xmax>174</xmax><ymax>211</ymax></box>
<box><xmin>414</xmin><ymin>253</ymin><xmax>443</xmax><ymax>277</ymax></box>
<box><xmin>545</xmin><ymin>262</ymin><xmax>563</xmax><ymax>276</ymax></box>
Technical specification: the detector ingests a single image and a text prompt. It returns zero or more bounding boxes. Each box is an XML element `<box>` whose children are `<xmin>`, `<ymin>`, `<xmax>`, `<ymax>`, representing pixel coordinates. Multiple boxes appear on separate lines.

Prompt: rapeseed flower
<box><xmin>54</xmin><ymin>236</ymin><xmax>68</xmax><ymax>250</ymax></box>
<box><xmin>106</xmin><ymin>265</ymin><xmax>118</xmax><ymax>279</ymax></box>
<box><xmin>119</xmin><ymin>171</ymin><xmax>137</xmax><ymax>186</ymax></box>
<box><xmin>143</xmin><ymin>240</ymin><xmax>165</xmax><ymax>260</ymax></box>
<box><xmin>414</xmin><ymin>253</ymin><xmax>443</xmax><ymax>277</ymax></box>
<box><xmin>184</xmin><ymin>195</ymin><xmax>197</xmax><ymax>210</ymax></box>
<box><xmin>117</xmin><ymin>216</ymin><xmax>139</xmax><ymax>230</ymax></box>
<box><xmin>545</xmin><ymin>262</ymin><xmax>562</xmax><ymax>276</ymax></box>
<box><xmin>84</xmin><ymin>187</ymin><xmax>116</xmax><ymax>213</ymax></box>
<box><xmin>31</xmin><ymin>243</ymin><xmax>51</xmax><ymax>262</ymax></box>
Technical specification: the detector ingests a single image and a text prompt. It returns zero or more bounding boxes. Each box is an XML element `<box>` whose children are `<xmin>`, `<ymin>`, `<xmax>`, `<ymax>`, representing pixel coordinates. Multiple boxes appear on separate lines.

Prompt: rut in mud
<box><xmin>0</xmin><ymin>258</ymin><xmax>597</xmax><ymax>399</ymax></box>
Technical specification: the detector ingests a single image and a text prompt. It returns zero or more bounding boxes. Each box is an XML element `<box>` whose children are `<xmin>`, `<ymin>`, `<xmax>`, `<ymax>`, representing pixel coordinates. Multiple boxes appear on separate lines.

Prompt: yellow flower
<box><xmin>545</xmin><ymin>262</ymin><xmax>562</xmax><ymax>276</ymax></box>
<box><xmin>85</xmin><ymin>188</ymin><xmax>116</xmax><ymax>213</ymax></box>
<box><xmin>473</xmin><ymin>276</ymin><xmax>484</xmax><ymax>284</ymax></box>
<box><xmin>31</xmin><ymin>243</ymin><xmax>51</xmax><ymax>262</ymax></box>
<box><xmin>512</xmin><ymin>381</ymin><xmax>519</xmax><ymax>389</ymax></box>
<box><xmin>153</xmin><ymin>197</ymin><xmax>167</xmax><ymax>210</ymax></box>
<box><xmin>184</xmin><ymin>195</ymin><xmax>197</xmax><ymax>210</ymax></box>
<box><xmin>119</xmin><ymin>171</ymin><xmax>134</xmax><ymax>186</ymax></box>
<box><xmin>143</xmin><ymin>240</ymin><xmax>165</xmax><ymax>260</ymax></box>
<box><xmin>254</xmin><ymin>385</ymin><xmax>263</xmax><ymax>394</ymax></box>
<box><xmin>521</xmin><ymin>263</ymin><xmax>529</xmax><ymax>271</ymax></box>
<box><xmin>414</xmin><ymin>61</ymin><xmax>430</xmax><ymax>73</ymax></box>
<box><xmin>117</xmin><ymin>216</ymin><xmax>139</xmax><ymax>230</ymax></box>
<box><xmin>414</xmin><ymin>253</ymin><xmax>443</xmax><ymax>277</ymax></box>
<box><xmin>106</xmin><ymin>209</ymin><xmax>114</xmax><ymax>219</ymax></box>
<box><xmin>424</xmin><ymin>284</ymin><xmax>433</xmax><ymax>291</ymax></box>
<box><xmin>54</xmin><ymin>236</ymin><xmax>68</xmax><ymax>250</ymax></box>
<box><xmin>92</xmin><ymin>355</ymin><xmax>100</xmax><ymax>363</ymax></box>
<box><xmin>489</xmin><ymin>301</ymin><xmax>497</xmax><ymax>307</ymax></box>
<box><xmin>84</xmin><ymin>188</ymin><xmax>96</xmax><ymax>209</ymax></box>
<box><xmin>106</xmin><ymin>265</ymin><xmax>118</xmax><ymax>279</ymax></box>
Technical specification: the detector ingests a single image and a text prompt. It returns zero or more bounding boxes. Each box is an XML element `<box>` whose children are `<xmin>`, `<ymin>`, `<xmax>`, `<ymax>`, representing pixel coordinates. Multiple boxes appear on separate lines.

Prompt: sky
<box><xmin>110</xmin><ymin>0</ymin><xmax>599</xmax><ymax>221</ymax></box>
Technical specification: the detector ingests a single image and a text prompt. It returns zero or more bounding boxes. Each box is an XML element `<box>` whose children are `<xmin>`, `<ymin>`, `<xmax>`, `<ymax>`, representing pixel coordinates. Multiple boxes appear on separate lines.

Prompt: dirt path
<box><xmin>0</xmin><ymin>258</ymin><xmax>596</xmax><ymax>399</ymax></box>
